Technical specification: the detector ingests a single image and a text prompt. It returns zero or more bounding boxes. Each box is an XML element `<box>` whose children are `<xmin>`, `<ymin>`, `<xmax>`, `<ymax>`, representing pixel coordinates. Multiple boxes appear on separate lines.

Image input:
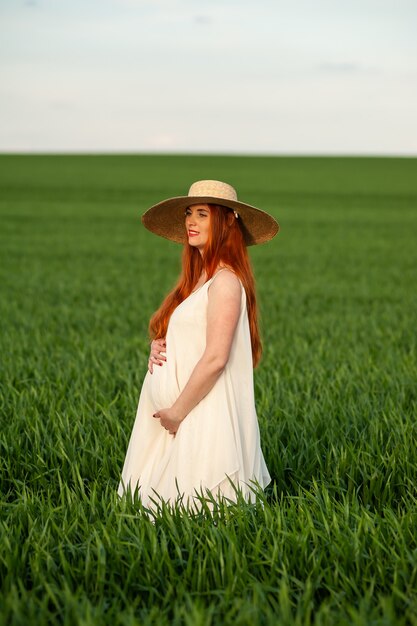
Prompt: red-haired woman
<box><xmin>117</xmin><ymin>180</ymin><xmax>279</xmax><ymax>513</ymax></box>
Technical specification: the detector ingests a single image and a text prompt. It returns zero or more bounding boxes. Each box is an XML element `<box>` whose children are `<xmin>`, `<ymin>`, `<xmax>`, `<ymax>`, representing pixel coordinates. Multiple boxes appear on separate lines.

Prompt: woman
<box><xmin>117</xmin><ymin>180</ymin><xmax>279</xmax><ymax>513</ymax></box>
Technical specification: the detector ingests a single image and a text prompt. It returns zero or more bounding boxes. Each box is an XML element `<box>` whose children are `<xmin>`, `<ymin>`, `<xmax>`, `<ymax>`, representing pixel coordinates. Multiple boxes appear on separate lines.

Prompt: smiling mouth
<box><xmin>188</xmin><ymin>230</ymin><xmax>199</xmax><ymax>236</ymax></box>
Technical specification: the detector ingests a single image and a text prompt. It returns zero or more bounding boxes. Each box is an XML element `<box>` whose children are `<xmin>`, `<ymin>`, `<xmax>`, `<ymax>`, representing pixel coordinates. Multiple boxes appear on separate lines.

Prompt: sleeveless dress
<box><xmin>117</xmin><ymin>269</ymin><xmax>271</xmax><ymax>512</ymax></box>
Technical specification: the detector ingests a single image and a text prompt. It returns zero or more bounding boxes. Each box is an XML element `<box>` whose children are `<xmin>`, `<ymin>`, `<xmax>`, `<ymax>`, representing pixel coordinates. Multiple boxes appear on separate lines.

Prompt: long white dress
<box><xmin>117</xmin><ymin>269</ymin><xmax>271</xmax><ymax>512</ymax></box>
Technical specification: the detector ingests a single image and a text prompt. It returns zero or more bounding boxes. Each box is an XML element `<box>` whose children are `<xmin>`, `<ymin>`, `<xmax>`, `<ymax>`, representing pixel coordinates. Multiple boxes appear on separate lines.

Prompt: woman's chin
<box><xmin>188</xmin><ymin>239</ymin><xmax>204</xmax><ymax>251</ymax></box>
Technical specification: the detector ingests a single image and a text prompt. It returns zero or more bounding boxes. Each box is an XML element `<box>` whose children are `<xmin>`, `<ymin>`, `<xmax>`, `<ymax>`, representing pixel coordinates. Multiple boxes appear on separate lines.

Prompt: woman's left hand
<box><xmin>153</xmin><ymin>408</ymin><xmax>183</xmax><ymax>435</ymax></box>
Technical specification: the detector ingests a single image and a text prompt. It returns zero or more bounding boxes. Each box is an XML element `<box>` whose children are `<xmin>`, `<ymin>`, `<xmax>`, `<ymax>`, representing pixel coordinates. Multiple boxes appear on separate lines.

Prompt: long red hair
<box><xmin>148</xmin><ymin>204</ymin><xmax>262</xmax><ymax>367</ymax></box>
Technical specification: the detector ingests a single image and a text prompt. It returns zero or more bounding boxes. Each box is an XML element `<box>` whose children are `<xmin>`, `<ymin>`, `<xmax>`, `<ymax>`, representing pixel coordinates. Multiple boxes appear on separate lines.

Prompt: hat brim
<box><xmin>141</xmin><ymin>195</ymin><xmax>279</xmax><ymax>246</ymax></box>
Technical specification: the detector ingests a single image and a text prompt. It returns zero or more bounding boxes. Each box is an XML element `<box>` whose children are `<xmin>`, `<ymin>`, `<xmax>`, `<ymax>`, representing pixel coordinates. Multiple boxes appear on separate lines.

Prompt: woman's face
<box><xmin>185</xmin><ymin>204</ymin><xmax>211</xmax><ymax>254</ymax></box>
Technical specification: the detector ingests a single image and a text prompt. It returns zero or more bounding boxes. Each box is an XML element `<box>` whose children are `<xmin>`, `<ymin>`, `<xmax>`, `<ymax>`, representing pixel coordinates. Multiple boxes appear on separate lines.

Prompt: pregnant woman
<box><xmin>117</xmin><ymin>180</ymin><xmax>279</xmax><ymax>513</ymax></box>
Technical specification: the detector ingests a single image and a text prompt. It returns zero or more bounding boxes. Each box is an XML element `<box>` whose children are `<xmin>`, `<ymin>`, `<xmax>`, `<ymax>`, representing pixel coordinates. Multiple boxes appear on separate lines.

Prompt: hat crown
<box><xmin>188</xmin><ymin>180</ymin><xmax>237</xmax><ymax>202</ymax></box>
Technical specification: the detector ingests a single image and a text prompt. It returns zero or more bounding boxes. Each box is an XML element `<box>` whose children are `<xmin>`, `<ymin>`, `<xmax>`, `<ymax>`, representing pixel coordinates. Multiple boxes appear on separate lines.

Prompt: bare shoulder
<box><xmin>208</xmin><ymin>268</ymin><xmax>241</xmax><ymax>298</ymax></box>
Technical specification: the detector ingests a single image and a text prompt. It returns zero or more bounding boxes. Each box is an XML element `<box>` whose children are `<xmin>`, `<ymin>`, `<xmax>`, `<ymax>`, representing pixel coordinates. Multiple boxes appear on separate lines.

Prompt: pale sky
<box><xmin>1</xmin><ymin>0</ymin><xmax>416</xmax><ymax>154</ymax></box>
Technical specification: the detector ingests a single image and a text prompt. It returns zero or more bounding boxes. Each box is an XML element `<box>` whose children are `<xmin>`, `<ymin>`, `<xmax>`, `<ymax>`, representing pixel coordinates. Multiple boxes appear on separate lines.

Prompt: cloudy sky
<box><xmin>1</xmin><ymin>0</ymin><xmax>416</xmax><ymax>154</ymax></box>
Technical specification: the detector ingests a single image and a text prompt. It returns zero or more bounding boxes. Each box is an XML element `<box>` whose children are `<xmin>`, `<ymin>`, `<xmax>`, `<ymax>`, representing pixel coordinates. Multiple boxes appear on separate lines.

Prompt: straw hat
<box><xmin>141</xmin><ymin>180</ymin><xmax>279</xmax><ymax>246</ymax></box>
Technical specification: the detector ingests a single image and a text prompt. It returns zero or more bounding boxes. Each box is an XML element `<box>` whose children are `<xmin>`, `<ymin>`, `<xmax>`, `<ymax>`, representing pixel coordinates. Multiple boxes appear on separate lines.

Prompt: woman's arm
<box><xmin>153</xmin><ymin>270</ymin><xmax>241</xmax><ymax>434</ymax></box>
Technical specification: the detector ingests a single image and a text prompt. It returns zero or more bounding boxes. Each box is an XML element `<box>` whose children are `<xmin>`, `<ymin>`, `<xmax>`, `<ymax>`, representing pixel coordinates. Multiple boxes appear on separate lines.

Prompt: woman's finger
<box><xmin>151</xmin><ymin>349</ymin><xmax>167</xmax><ymax>361</ymax></box>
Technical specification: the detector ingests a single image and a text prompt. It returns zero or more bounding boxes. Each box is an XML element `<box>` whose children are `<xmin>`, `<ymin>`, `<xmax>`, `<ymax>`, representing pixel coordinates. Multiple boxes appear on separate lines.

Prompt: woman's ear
<box><xmin>227</xmin><ymin>211</ymin><xmax>235</xmax><ymax>226</ymax></box>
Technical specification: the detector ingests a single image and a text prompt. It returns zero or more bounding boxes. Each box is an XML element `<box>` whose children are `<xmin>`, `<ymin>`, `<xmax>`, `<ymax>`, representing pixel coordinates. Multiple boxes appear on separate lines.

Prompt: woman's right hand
<box><xmin>148</xmin><ymin>338</ymin><xmax>167</xmax><ymax>374</ymax></box>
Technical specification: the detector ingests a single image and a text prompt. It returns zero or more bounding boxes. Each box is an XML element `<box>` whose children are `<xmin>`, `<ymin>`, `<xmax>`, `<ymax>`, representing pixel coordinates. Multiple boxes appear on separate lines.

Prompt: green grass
<box><xmin>1</xmin><ymin>154</ymin><xmax>417</xmax><ymax>625</ymax></box>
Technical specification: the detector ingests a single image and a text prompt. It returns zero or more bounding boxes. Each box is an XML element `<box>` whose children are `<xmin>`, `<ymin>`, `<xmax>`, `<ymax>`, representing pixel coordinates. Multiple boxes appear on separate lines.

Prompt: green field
<box><xmin>1</xmin><ymin>154</ymin><xmax>417</xmax><ymax>625</ymax></box>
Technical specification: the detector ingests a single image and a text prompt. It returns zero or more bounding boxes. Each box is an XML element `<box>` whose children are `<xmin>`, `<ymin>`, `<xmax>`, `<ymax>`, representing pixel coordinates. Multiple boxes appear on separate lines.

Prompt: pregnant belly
<box><xmin>147</xmin><ymin>360</ymin><xmax>179</xmax><ymax>409</ymax></box>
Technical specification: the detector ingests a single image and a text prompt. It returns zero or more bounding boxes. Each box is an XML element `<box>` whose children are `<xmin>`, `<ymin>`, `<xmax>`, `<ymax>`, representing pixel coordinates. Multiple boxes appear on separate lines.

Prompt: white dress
<box><xmin>117</xmin><ymin>269</ymin><xmax>271</xmax><ymax>512</ymax></box>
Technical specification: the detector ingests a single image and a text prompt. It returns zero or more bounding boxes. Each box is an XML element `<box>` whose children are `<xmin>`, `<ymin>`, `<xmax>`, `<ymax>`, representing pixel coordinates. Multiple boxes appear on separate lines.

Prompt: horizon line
<box><xmin>0</xmin><ymin>151</ymin><xmax>416</xmax><ymax>159</ymax></box>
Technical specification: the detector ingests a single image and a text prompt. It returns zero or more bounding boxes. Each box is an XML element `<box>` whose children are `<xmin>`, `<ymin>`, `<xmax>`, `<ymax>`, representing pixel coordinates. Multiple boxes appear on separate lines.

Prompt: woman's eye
<box><xmin>184</xmin><ymin>210</ymin><xmax>208</xmax><ymax>217</ymax></box>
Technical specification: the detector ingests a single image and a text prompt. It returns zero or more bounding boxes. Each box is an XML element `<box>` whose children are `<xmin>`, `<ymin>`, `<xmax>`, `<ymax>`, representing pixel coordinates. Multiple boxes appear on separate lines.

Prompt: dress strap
<box><xmin>208</xmin><ymin>267</ymin><xmax>243</xmax><ymax>292</ymax></box>
<box><xmin>191</xmin><ymin>268</ymin><xmax>235</xmax><ymax>296</ymax></box>
<box><xmin>209</xmin><ymin>267</ymin><xmax>228</xmax><ymax>281</ymax></box>
<box><xmin>206</xmin><ymin>267</ymin><xmax>235</xmax><ymax>287</ymax></box>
